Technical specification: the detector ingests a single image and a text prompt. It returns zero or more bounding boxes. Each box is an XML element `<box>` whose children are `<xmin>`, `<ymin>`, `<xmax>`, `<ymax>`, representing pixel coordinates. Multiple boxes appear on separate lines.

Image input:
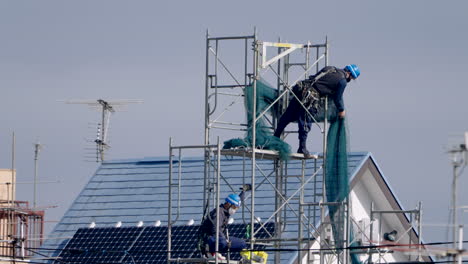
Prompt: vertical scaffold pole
<box><xmin>275</xmin><ymin>36</ymin><xmax>282</xmax><ymax>264</ymax></box>
<box><xmin>250</xmin><ymin>28</ymin><xmax>258</xmax><ymax>259</ymax></box>
<box><xmin>457</xmin><ymin>225</ymin><xmax>463</xmax><ymax>264</ymax></box>
<box><xmin>300</xmin><ymin>45</ymin><xmax>310</xmax><ymax>264</ymax></box>
<box><xmin>215</xmin><ymin>137</ymin><xmax>221</xmax><ymax>264</ymax></box>
<box><xmin>345</xmin><ymin>200</ymin><xmax>350</xmax><ymax>264</ymax></box>
<box><xmin>322</xmin><ymin>36</ymin><xmax>330</xmax><ymax>264</ymax></box>
<box><xmin>417</xmin><ymin>202</ymin><xmax>423</xmax><ymax>262</ymax></box>
<box><xmin>298</xmin><ymin>160</ymin><xmax>306</xmax><ymax>263</ymax></box>
<box><xmin>204</xmin><ymin>30</ymin><xmax>211</xmax><ymax>214</ymax></box>
<box><xmin>167</xmin><ymin>138</ymin><xmax>173</xmax><ymax>264</ymax></box>
<box><xmin>368</xmin><ymin>202</ymin><xmax>374</xmax><ymax>264</ymax></box>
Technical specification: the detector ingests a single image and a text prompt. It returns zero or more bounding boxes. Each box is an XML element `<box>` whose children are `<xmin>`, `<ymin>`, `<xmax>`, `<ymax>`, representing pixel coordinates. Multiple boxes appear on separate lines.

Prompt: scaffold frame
<box><xmin>167</xmin><ymin>29</ymin><xmax>352</xmax><ymax>264</ymax></box>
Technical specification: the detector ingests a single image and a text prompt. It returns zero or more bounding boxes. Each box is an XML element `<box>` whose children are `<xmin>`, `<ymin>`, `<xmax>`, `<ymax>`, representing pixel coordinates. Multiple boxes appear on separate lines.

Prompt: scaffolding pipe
<box><xmin>417</xmin><ymin>202</ymin><xmax>422</xmax><ymax>262</ymax></box>
<box><xmin>249</xmin><ymin>29</ymin><xmax>259</xmax><ymax>260</ymax></box>
<box><xmin>214</xmin><ymin>137</ymin><xmax>221</xmax><ymax>264</ymax></box>
<box><xmin>167</xmin><ymin>138</ymin><xmax>173</xmax><ymax>264</ymax></box>
<box><xmin>204</xmin><ymin>30</ymin><xmax>211</xmax><ymax>218</ymax></box>
<box><xmin>298</xmin><ymin>160</ymin><xmax>306</xmax><ymax>263</ymax></box>
<box><xmin>208</xmin><ymin>35</ymin><xmax>255</xmax><ymax>41</ymax></box>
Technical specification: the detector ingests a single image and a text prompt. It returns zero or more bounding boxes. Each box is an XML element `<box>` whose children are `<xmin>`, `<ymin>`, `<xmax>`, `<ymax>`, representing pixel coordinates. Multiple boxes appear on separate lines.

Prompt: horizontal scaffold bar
<box><xmin>170</xmin><ymin>144</ymin><xmax>218</xmax><ymax>150</ymax></box>
<box><xmin>220</xmin><ymin>148</ymin><xmax>320</xmax><ymax>160</ymax></box>
<box><xmin>169</xmin><ymin>258</ymin><xmax>240</xmax><ymax>264</ymax></box>
<box><xmin>261</xmin><ymin>41</ymin><xmax>327</xmax><ymax>48</ymax></box>
<box><xmin>208</xmin><ymin>35</ymin><xmax>255</xmax><ymax>41</ymax></box>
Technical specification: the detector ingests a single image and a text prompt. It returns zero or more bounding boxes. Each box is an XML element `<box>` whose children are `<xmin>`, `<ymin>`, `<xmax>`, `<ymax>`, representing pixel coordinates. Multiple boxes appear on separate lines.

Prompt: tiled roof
<box><xmin>41</xmin><ymin>152</ymin><xmax>371</xmax><ymax>263</ymax></box>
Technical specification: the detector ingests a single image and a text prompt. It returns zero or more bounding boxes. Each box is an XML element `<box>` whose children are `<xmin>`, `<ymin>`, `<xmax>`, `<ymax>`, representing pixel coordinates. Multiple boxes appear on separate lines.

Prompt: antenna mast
<box><xmin>63</xmin><ymin>98</ymin><xmax>143</xmax><ymax>162</ymax></box>
<box><xmin>95</xmin><ymin>99</ymin><xmax>115</xmax><ymax>162</ymax></box>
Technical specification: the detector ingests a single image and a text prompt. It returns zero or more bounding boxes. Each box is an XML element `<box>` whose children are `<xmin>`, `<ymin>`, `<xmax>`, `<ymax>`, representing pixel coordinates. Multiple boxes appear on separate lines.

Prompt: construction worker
<box><xmin>274</xmin><ymin>64</ymin><xmax>360</xmax><ymax>158</ymax></box>
<box><xmin>200</xmin><ymin>185</ymin><xmax>251</xmax><ymax>260</ymax></box>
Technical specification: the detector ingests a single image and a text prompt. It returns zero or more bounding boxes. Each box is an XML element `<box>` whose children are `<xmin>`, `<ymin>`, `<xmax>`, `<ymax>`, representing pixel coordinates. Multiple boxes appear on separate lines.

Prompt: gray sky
<box><xmin>1</xmin><ymin>0</ymin><xmax>468</xmax><ymax>243</ymax></box>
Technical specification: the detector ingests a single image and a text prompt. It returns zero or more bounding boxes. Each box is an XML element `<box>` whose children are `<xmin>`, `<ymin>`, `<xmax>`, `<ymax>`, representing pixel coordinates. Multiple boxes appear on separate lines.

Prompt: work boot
<box><xmin>297</xmin><ymin>140</ymin><xmax>313</xmax><ymax>159</ymax></box>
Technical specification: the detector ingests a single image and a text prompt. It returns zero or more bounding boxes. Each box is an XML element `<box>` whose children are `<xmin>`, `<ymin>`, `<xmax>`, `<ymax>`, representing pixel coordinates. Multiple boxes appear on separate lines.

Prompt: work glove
<box><xmin>240</xmin><ymin>184</ymin><xmax>252</xmax><ymax>192</ymax></box>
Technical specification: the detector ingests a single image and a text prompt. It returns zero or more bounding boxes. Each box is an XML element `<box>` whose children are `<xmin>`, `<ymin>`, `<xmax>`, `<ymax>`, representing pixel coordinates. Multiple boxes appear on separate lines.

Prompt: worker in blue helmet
<box><xmin>200</xmin><ymin>185</ymin><xmax>251</xmax><ymax>260</ymax></box>
<box><xmin>274</xmin><ymin>64</ymin><xmax>360</xmax><ymax>158</ymax></box>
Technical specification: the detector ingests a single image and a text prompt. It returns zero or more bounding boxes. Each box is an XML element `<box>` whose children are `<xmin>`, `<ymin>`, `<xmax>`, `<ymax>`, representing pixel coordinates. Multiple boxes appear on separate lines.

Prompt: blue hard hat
<box><xmin>345</xmin><ymin>64</ymin><xmax>360</xmax><ymax>79</ymax></box>
<box><xmin>225</xmin><ymin>194</ymin><xmax>241</xmax><ymax>207</ymax></box>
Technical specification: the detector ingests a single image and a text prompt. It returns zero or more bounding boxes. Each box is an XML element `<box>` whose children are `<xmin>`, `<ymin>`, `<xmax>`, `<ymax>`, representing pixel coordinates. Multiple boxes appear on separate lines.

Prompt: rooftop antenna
<box><xmin>447</xmin><ymin>131</ymin><xmax>467</xmax><ymax>248</ymax></box>
<box><xmin>95</xmin><ymin>99</ymin><xmax>114</xmax><ymax>162</ymax></box>
<box><xmin>62</xmin><ymin>99</ymin><xmax>143</xmax><ymax>162</ymax></box>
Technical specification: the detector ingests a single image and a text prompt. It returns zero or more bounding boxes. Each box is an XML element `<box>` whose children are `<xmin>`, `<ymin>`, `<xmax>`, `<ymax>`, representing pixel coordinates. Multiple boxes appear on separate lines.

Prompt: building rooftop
<box><xmin>41</xmin><ymin>152</ymin><xmax>373</xmax><ymax>263</ymax></box>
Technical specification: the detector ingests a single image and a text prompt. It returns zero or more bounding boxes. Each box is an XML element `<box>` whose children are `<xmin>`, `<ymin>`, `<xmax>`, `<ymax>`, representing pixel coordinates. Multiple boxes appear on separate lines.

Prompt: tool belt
<box><xmin>292</xmin><ymin>80</ymin><xmax>321</xmax><ymax>111</ymax></box>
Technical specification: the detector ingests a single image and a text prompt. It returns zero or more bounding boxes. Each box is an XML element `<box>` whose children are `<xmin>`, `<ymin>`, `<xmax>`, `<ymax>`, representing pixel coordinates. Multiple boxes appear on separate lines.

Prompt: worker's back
<box><xmin>310</xmin><ymin>66</ymin><xmax>346</xmax><ymax>95</ymax></box>
<box><xmin>200</xmin><ymin>205</ymin><xmax>229</xmax><ymax>236</ymax></box>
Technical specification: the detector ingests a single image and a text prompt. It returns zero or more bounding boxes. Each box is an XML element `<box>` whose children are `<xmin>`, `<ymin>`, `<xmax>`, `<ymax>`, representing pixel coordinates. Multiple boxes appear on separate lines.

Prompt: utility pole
<box><xmin>11</xmin><ymin>132</ymin><xmax>15</xmax><ymax>205</ymax></box>
<box><xmin>33</xmin><ymin>142</ymin><xmax>42</xmax><ymax>208</ymax></box>
<box><xmin>448</xmin><ymin>132</ymin><xmax>467</xmax><ymax>249</ymax></box>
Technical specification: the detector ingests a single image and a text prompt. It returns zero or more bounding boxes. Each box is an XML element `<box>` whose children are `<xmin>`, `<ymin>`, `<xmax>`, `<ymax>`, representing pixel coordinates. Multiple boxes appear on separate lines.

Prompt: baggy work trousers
<box><xmin>274</xmin><ymin>99</ymin><xmax>316</xmax><ymax>142</ymax></box>
<box><xmin>208</xmin><ymin>235</ymin><xmax>247</xmax><ymax>253</ymax></box>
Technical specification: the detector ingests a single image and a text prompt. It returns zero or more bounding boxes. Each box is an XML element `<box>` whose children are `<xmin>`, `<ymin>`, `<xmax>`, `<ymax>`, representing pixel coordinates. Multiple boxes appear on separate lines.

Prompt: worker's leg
<box><xmin>208</xmin><ymin>235</ymin><xmax>228</xmax><ymax>253</ymax></box>
<box><xmin>297</xmin><ymin>112</ymin><xmax>312</xmax><ymax>157</ymax></box>
<box><xmin>228</xmin><ymin>236</ymin><xmax>247</xmax><ymax>252</ymax></box>
<box><xmin>274</xmin><ymin>102</ymin><xmax>299</xmax><ymax>138</ymax></box>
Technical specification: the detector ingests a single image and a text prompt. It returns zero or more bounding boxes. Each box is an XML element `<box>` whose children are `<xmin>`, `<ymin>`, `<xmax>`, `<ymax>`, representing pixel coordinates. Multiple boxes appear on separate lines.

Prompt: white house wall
<box><xmin>303</xmin><ymin>158</ymin><xmax>429</xmax><ymax>264</ymax></box>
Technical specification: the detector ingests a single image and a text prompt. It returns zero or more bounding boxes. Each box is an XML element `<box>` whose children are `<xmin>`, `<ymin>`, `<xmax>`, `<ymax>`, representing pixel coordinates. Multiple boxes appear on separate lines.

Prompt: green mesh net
<box><xmin>326</xmin><ymin>117</ymin><xmax>361</xmax><ymax>264</ymax></box>
<box><xmin>326</xmin><ymin>117</ymin><xmax>349</xmax><ymax>248</ymax></box>
<box><xmin>223</xmin><ymin>80</ymin><xmax>291</xmax><ymax>160</ymax></box>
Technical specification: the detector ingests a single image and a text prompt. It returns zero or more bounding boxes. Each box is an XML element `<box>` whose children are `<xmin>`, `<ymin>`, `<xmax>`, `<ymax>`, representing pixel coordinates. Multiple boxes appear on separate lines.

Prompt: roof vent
<box><xmin>228</xmin><ymin>218</ymin><xmax>234</xmax><ymax>225</ymax></box>
<box><xmin>154</xmin><ymin>220</ymin><xmax>161</xmax><ymax>227</ymax></box>
<box><xmin>89</xmin><ymin>222</ymin><xmax>96</xmax><ymax>228</ymax></box>
<box><xmin>137</xmin><ymin>221</ymin><xmax>144</xmax><ymax>227</ymax></box>
<box><xmin>115</xmin><ymin>221</ymin><xmax>122</xmax><ymax>228</ymax></box>
<box><xmin>186</xmin><ymin>219</ymin><xmax>195</xmax><ymax>226</ymax></box>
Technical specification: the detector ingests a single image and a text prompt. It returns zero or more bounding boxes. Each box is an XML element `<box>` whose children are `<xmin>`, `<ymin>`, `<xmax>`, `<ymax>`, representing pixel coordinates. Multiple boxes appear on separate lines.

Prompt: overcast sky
<box><xmin>1</xmin><ymin>0</ymin><xmax>467</xmax><ymax>243</ymax></box>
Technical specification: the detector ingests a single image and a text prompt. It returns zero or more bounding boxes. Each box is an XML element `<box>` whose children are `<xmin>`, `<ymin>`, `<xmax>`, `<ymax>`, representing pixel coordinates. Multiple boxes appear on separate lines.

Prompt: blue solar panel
<box><xmin>124</xmin><ymin>226</ymin><xmax>168</xmax><ymax>263</ymax></box>
<box><xmin>56</xmin><ymin>227</ymin><xmax>143</xmax><ymax>264</ymax></box>
<box><xmin>56</xmin><ymin>223</ymin><xmax>275</xmax><ymax>264</ymax></box>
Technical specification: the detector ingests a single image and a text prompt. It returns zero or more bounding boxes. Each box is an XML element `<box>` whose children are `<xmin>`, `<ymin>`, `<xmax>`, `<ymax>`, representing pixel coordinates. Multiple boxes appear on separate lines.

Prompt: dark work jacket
<box><xmin>201</xmin><ymin>204</ymin><xmax>230</xmax><ymax>238</ymax></box>
<box><xmin>310</xmin><ymin>66</ymin><xmax>348</xmax><ymax>112</ymax></box>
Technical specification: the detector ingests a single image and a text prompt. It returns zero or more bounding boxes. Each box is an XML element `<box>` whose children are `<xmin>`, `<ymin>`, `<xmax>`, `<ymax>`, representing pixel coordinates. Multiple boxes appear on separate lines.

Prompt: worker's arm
<box><xmin>238</xmin><ymin>184</ymin><xmax>252</xmax><ymax>202</ymax></box>
<box><xmin>334</xmin><ymin>79</ymin><xmax>347</xmax><ymax>118</ymax></box>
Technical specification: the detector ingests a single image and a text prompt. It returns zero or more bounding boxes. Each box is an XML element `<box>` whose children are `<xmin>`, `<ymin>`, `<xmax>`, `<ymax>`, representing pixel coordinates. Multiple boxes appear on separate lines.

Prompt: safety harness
<box><xmin>295</xmin><ymin>66</ymin><xmax>337</xmax><ymax>110</ymax></box>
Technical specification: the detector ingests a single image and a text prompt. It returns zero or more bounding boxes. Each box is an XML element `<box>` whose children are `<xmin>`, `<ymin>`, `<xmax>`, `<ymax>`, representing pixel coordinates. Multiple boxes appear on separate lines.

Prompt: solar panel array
<box><xmin>55</xmin><ymin>223</ymin><xmax>275</xmax><ymax>264</ymax></box>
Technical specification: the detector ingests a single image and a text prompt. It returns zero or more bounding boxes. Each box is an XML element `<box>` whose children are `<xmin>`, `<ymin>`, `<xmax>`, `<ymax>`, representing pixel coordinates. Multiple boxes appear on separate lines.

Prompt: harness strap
<box><xmin>300</xmin><ymin>67</ymin><xmax>337</xmax><ymax>108</ymax></box>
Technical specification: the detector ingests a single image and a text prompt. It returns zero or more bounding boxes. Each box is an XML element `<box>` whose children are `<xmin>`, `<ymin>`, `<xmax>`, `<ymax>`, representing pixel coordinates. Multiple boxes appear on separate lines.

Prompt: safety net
<box><xmin>326</xmin><ymin>117</ymin><xmax>361</xmax><ymax>264</ymax></box>
<box><xmin>222</xmin><ymin>80</ymin><xmax>291</xmax><ymax>160</ymax></box>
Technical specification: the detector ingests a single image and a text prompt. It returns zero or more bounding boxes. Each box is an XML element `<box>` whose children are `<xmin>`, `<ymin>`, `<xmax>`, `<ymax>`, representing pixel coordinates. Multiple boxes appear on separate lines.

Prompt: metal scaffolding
<box><xmin>0</xmin><ymin>200</ymin><xmax>45</xmax><ymax>261</ymax></box>
<box><xmin>167</xmin><ymin>30</ymin><xmax>351</xmax><ymax>264</ymax></box>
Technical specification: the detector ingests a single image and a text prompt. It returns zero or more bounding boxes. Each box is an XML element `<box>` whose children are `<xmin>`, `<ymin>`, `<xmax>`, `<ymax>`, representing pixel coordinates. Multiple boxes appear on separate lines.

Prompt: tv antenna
<box><xmin>62</xmin><ymin>99</ymin><xmax>143</xmax><ymax>162</ymax></box>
